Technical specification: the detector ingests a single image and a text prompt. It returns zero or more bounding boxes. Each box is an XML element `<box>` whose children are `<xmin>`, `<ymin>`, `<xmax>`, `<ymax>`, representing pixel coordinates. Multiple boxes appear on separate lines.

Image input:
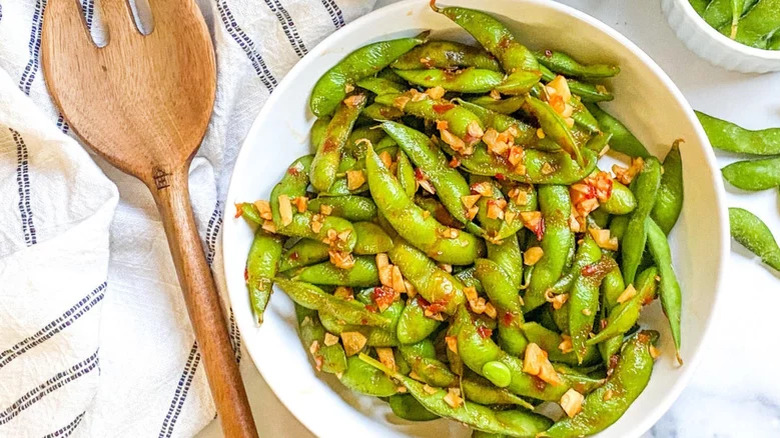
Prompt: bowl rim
<box><xmin>669</xmin><ymin>0</ymin><xmax>780</xmax><ymax>60</ymax></box>
<box><xmin>222</xmin><ymin>0</ymin><xmax>730</xmax><ymax>436</ymax></box>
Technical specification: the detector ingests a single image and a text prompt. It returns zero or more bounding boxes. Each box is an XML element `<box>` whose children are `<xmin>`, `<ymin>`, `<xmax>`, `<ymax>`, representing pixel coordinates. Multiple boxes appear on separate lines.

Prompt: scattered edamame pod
<box><xmin>721</xmin><ymin>156</ymin><xmax>780</xmax><ymax>191</ymax></box>
<box><xmin>729</xmin><ymin>207</ymin><xmax>780</xmax><ymax>272</ymax></box>
<box><xmin>696</xmin><ymin>111</ymin><xmax>780</xmax><ymax>155</ymax></box>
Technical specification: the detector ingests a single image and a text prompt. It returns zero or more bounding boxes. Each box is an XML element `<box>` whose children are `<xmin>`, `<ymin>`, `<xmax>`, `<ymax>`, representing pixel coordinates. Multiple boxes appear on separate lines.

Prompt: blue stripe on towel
<box><xmin>263</xmin><ymin>0</ymin><xmax>308</xmax><ymax>58</ymax></box>
<box><xmin>43</xmin><ymin>411</ymin><xmax>86</xmax><ymax>438</ymax></box>
<box><xmin>321</xmin><ymin>0</ymin><xmax>345</xmax><ymax>29</ymax></box>
<box><xmin>11</xmin><ymin>129</ymin><xmax>36</xmax><ymax>246</ymax></box>
<box><xmin>18</xmin><ymin>0</ymin><xmax>47</xmax><ymax>95</ymax></box>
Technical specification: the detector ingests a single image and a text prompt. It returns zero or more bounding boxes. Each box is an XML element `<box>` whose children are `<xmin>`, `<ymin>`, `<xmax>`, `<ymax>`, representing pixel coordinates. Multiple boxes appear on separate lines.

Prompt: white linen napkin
<box><xmin>0</xmin><ymin>0</ymin><xmax>376</xmax><ymax>436</ymax></box>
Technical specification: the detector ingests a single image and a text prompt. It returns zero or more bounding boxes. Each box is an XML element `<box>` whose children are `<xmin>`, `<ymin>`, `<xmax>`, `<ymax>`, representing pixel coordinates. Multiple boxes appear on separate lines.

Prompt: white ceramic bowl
<box><xmin>661</xmin><ymin>0</ymin><xmax>780</xmax><ymax>73</ymax></box>
<box><xmin>223</xmin><ymin>1</ymin><xmax>729</xmax><ymax>436</ymax></box>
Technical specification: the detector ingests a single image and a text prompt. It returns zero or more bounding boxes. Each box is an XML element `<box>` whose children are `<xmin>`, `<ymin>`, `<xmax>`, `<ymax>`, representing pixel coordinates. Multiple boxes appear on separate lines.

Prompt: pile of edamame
<box><xmin>697</xmin><ymin>112</ymin><xmax>780</xmax><ymax>273</ymax></box>
<box><xmin>238</xmin><ymin>3</ymin><xmax>687</xmax><ymax>436</ymax></box>
<box><xmin>689</xmin><ymin>0</ymin><xmax>780</xmax><ymax>50</ymax></box>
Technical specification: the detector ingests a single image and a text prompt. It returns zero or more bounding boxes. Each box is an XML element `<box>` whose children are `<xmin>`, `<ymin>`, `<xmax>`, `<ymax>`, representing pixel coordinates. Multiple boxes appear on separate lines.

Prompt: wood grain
<box><xmin>41</xmin><ymin>0</ymin><xmax>258</xmax><ymax>436</ymax></box>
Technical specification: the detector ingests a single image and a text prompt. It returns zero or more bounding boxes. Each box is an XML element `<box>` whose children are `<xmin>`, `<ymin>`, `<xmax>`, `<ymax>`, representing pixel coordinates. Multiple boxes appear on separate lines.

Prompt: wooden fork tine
<box><xmin>41</xmin><ymin>0</ymin><xmax>96</xmax><ymax>51</ymax></box>
<box><xmin>99</xmin><ymin>0</ymin><xmax>142</xmax><ymax>39</ymax></box>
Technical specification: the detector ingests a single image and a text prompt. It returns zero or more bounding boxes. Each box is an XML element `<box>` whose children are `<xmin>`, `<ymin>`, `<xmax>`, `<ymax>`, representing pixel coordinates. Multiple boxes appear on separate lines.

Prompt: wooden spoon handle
<box><xmin>150</xmin><ymin>165</ymin><xmax>258</xmax><ymax>438</ymax></box>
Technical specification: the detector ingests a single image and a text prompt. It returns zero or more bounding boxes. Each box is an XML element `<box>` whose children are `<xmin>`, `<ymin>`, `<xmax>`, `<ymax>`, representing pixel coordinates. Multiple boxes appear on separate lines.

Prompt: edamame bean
<box><xmin>482</xmin><ymin>361</ymin><xmax>512</xmax><ymax>388</ymax></box>
<box><xmin>601</xmin><ymin>180</ymin><xmax>636</xmax><ymax>215</ymax></box>
<box><xmin>389</xmin><ymin>394</ymin><xmax>440</xmax><ymax>421</ymax></box>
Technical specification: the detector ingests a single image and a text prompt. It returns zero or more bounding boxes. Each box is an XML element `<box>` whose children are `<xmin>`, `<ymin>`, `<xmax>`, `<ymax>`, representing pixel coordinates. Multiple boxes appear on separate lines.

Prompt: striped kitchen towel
<box><xmin>0</xmin><ymin>0</ymin><xmax>375</xmax><ymax>436</ymax></box>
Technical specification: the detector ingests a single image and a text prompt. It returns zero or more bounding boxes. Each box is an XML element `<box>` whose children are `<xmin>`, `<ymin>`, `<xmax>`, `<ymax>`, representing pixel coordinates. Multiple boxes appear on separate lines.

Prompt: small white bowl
<box><xmin>661</xmin><ymin>0</ymin><xmax>780</xmax><ymax>73</ymax></box>
<box><xmin>223</xmin><ymin>1</ymin><xmax>729</xmax><ymax>436</ymax></box>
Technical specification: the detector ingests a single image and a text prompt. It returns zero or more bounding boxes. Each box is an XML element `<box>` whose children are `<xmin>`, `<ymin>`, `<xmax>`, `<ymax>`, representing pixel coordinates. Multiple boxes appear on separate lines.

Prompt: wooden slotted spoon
<box><xmin>41</xmin><ymin>1</ymin><xmax>258</xmax><ymax>436</ymax></box>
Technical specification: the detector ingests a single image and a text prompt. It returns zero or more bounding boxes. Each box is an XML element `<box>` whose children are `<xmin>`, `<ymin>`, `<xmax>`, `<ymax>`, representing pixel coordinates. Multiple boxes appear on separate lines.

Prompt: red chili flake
<box><xmin>417</xmin><ymin>296</ymin><xmax>431</xmax><ymax>307</ymax></box>
<box><xmin>476</xmin><ymin>326</ymin><xmax>493</xmax><ymax>339</ymax></box>
<box><xmin>365</xmin><ymin>304</ymin><xmax>378</xmax><ymax>314</ymax></box>
<box><xmin>321</xmin><ymin>138</ymin><xmax>337</xmax><ymax>153</ymax></box>
<box><xmin>607</xmin><ymin>354</ymin><xmax>619</xmax><ymax>376</ymax></box>
<box><xmin>234</xmin><ymin>203</ymin><xmax>244</xmax><ymax>219</ymax></box>
<box><xmin>532</xmin><ymin>376</ymin><xmax>547</xmax><ymax>391</ymax></box>
<box><xmin>544</xmin><ymin>49</ymin><xmax>553</xmax><ymax>57</ymax></box>
<box><xmin>600</xmin><ymin>319</ymin><xmax>608</xmax><ymax>330</ymax></box>
<box><xmin>287</xmin><ymin>166</ymin><xmax>300</xmax><ymax>176</ymax></box>
<box><xmin>373</xmin><ymin>286</ymin><xmax>395</xmax><ymax>310</ymax></box>
<box><xmin>495</xmin><ymin>173</ymin><xmax>506</xmax><ymax>181</ymax></box>
<box><xmin>531</xmin><ymin>217</ymin><xmax>545</xmax><ymax>241</ymax></box>
<box><xmin>243</xmin><ymin>267</ymin><xmax>249</xmax><ymax>281</ymax></box>
<box><xmin>501</xmin><ymin>311</ymin><xmax>514</xmax><ymax>327</ymax></box>
<box><xmin>498</xmin><ymin>36</ymin><xmax>512</xmax><ymax>49</ymax></box>
<box><xmin>433</xmin><ymin>103</ymin><xmax>455</xmax><ymax>114</ymax></box>
<box><xmin>581</xmin><ymin>263</ymin><xmax>598</xmax><ymax>277</ymax></box>
<box><xmin>289</xmin><ymin>251</ymin><xmax>300</xmax><ymax>261</ymax></box>
<box><xmin>448</xmin><ymin>157</ymin><xmax>461</xmax><ymax>168</ymax></box>
<box><xmin>415</xmin><ymin>167</ymin><xmax>426</xmax><ymax>180</ymax></box>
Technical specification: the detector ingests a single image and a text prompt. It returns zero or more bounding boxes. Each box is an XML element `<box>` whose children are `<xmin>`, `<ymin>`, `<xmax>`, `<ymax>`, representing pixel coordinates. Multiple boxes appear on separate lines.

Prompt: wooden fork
<box><xmin>41</xmin><ymin>1</ymin><xmax>258</xmax><ymax>436</ymax></box>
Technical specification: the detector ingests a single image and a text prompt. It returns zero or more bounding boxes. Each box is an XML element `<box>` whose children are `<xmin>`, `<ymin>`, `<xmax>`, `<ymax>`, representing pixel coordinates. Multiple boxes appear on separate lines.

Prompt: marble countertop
<box><xmin>199</xmin><ymin>1</ymin><xmax>780</xmax><ymax>436</ymax></box>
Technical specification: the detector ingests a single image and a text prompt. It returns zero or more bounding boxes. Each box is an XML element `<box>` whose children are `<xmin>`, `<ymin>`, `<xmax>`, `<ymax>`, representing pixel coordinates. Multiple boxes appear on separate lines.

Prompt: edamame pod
<box><xmin>521</xmin><ymin>323</ymin><xmax>599</xmax><ymax>366</ymax></box>
<box><xmin>455</xmin><ymin>99</ymin><xmax>537</xmax><ymax>145</ymax></box>
<box><xmin>601</xmin><ymin>180</ymin><xmax>637</xmax><ymax>215</ymax></box>
<box><xmin>392</xmin><ymin>40</ymin><xmax>502</xmax><ymax>71</ymax></box>
<box><xmin>651</xmin><ymin>140</ymin><xmax>684</xmax><ymax>234</ymax></box>
<box><xmin>366</xmin><ymin>144</ymin><xmax>483</xmax><ymax>265</ymax></box>
<box><xmin>523</xmin><ymin>96</ymin><xmax>583</xmax><ymax>166</ymax></box>
<box><xmin>279</xmin><ymin>239</ymin><xmax>330</xmax><ymax>272</ymax></box>
<box><xmin>246</xmin><ymin>231</ymin><xmax>283</xmax><ymax>324</ymax></box>
<box><xmin>355</xmin><ymin>77</ymin><xmax>408</xmax><ymax>95</ymax></box>
<box><xmin>353</xmin><ymin>221</ymin><xmax>394</xmax><ymax>255</ymax></box>
<box><xmin>567</xmin><ymin>237</ymin><xmax>610</xmax><ymax>363</ymax></box>
<box><xmin>396</xmin><ymin>149</ymin><xmax>417</xmax><ymax>198</ymax></box>
<box><xmin>394</xmin><ymin>68</ymin><xmax>506</xmax><ymax>94</ymax></box>
<box><xmin>311</xmin><ymin>94</ymin><xmax>367</xmax><ymax>192</ymax></box>
<box><xmin>544</xmin><ymin>332</ymin><xmax>655</xmax><ymax>437</ymax></box>
<box><xmin>310</xmin><ymin>36</ymin><xmax>426</xmax><ymax>117</ymax></box>
<box><xmin>290</xmin><ymin>256</ymin><xmax>379</xmax><ymax>287</ymax></box>
<box><xmin>475</xmin><ymin>258</ymin><xmax>528</xmax><ymax>356</ymax></box>
<box><xmin>585</xmin><ymin>103</ymin><xmax>651</xmax><ymax>158</ymax></box>
<box><xmin>397</xmin><ymin>296</ymin><xmax>441</xmax><ymax>344</ymax></box>
<box><xmin>646</xmin><ymin>218</ymin><xmax>683</xmax><ymax>362</ymax></box>
<box><xmin>310</xmin><ymin>117</ymin><xmax>330</xmax><ymax>153</ymax></box>
<box><xmin>295</xmin><ymin>305</ymin><xmax>348</xmax><ymax>375</ymax></box>
<box><xmin>375</xmin><ymin>95</ymin><xmax>485</xmax><ymax>143</ymax></box>
<box><xmin>696</xmin><ymin>111</ymin><xmax>780</xmax><ymax>155</ymax></box>
<box><xmin>307</xmin><ymin>195</ymin><xmax>378</xmax><ymax>222</ymax></box>
<box><xmin>621</xmin><ymin>157</ymin><xmax>662</xmax><ymax>285</ymax></box>
<box><xmin>721</xmin><ymin>156</ymin><xmax>780</xmax><ymax>191</ymax></box>
<box><xmin>729</xmin><ymin>207</ymin><xmax>780</xmax><ymax>272</ymax></box>
<box><xmin>534</xmin><ymin>50</ymin><xmax>620</xmax><ymax>80</ymax></box>
<box><xmin>461</xmin><ymin>374</ymin><xmax>535</xmax><ymax>409</ymax></box>
<box><xmin>340</xmin><ymin>355</ymin><xmax>398</xmax><ymax>397</ymax></box>
<box><xmin>389</xmin><ymin>394</ymin><xmax>440</xmax><ymax>421</ymax></box>
<box><xmin>398</xmin><ymin>341</ymin><xmax>458</xmax><ymax>387</ymax></box>
<box><xmin>540</xmin><ymin>66</ymin><xmax>613</xmax><ymax>102</ymax></box>
<box><xmin>466</xmin><ymin>96</ymin><xmax>526</xmax><ymax>115</ymax></box>
<box><xmin>524</xmin><ymin>185</ymin><xmax>574</xmax><ymax>312</ymax></box>
<box><xmin>388</xmin><ymin>239</ymin><xmax>467</xmax><ymax>314</ymax></box>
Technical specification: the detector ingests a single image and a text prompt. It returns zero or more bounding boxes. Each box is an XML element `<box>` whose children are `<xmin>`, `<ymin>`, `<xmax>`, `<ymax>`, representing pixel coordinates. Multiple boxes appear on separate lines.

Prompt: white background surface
<box><xmin>199</xmin><ymin>0</ymin><xmax>780</xmax><ymax>436</ymax></box>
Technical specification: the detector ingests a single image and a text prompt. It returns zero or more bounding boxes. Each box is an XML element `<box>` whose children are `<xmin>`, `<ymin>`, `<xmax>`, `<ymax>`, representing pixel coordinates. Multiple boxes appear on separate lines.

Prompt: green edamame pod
<box><xmin>539</xmin><ymin>66</ymin><xmax>613</xmax><ymax>102</ymax></box>
<box><xmin>651</xmin><ymin>140</ymin><xmax>684</xmax><ymax>234</ymax></box>
<box><xmin>345</xmin><ymin>126</ymin><xmax>387</xmax><ymax>156</ymax></box>
<box><xmin>311</xmin><ymin>94</ymin><xmax>367</xmax><ymax>192</ymax></box>
<box><xmin>601</xmin><ymin>265</ymin><xmax>626</xmax><ymax>313</ymax></box>
<box><xmin>588</xmin><ymin>267</ymin><xmax>659</xmax><ymax>346</ymax></box>
<box><xmin>310</xmin><ymin>36</ymin><xmax>425</xmax><ymax>117</ymax></box>
<box><xmin>695</xmin><ymin>111</ymin><xmax>780</xmax><ymax>155</ymax></box>
<box><xmin>340</xmin><ymin>355</ymin><xmax>398</xmax><ymax>397</ymax></box>
<box><xmin>319</xmin><ymin>300</ymin><xmax>403</xmax><ymax>347</ymax></box>
<box><xmin>570</xmin><ymin>97</ymin><xmax>600</xmax><ymax>134</ymax></box>
<box><xmin>544</xmin><ymin>332</ymin><xmax>655</xmax><ymax>437</ymax></box>
<box><xmin>729</xmin><ymin>207</ymin><xmax>780</xmax><ymax>272</ymax></box>
<box><xmin>721</xmin><ymin>156</ymin><xmax>780</xmax><ymax>191</ymax></box>
<box><xmin>451</xmin><ymin>306</ymin><xmax>573</xmax><ymax>401</ymax></box>
<box><xmin>353</xmin><ymin>221</ymin><xmax>394</xmax><ymax>255</ymax></box>
<box><xmin>446</xmin><ymin>144</ymin><xmax>599</xmax><ymax>186</ymax></box>
<box><xmin>523</xmin><ymin>96</ymin><xmax>583</xmax><ymax>166</ymax></box>
<box><xmin>432</xmin><ymin>4</ymin><xmax>543</xmax><ymax>95</ymax></box>
<box><xmin>646</xmin><ymin>218</ymin><xmax>683</xmax><ymax>362</ymax></box>
<box><xmin>466</xmin><ymin>96</ymin><xmax>526</xmax><ymax>115</ymax></box>
<box><xmin>355</xmin><ymin>77</ymin><xmax>408</xmax><ymax>95</ymax></box>
<box><xmin>621</xmin><ymin>157</ymin><xmax>662</xmax><ymax>285</ymax></box>
<box><xmin>279</xmin><ymin>239</ymin><xmax>330</xmax><ymax>272</ymax></box>
<box><xmin>461</xmin><ymin>374</ymin><xmax>535</xmax><ymax>409</ymax></box>
<box><xmin>360</xmin><ymin>354</ymin><xmax>552</xmax><ymax>436</ymax></box>
<box><xmin>392</xmin><ymin>40</ymin><xmax>502</xmax><ymax>71</ymax></box>
<box><xmin>567</xmin><ymin>237</ymin><xmax>610</xmax><ymax>363</ymax></box>
<box><xmin>295</xmin><ymin>305</ymin><xmax>348</xmax><ymax>375</ymax></box>
<box><xmin>399</xmin><ymin>341</ymin><xmax>457</xmax><ymax>387</ymax></box>
<box><xmin>414</xmin><ymin>195</ymin><xmax>463</xmax><ymax>229</ymax></box>
<box><xmin>246</xmin><ymin>231</ymin><xmax>283</xmax><ymax>324</ymax></box>
<box><xmin>308</xmin><ymin>195</ymin><xmax>377</xmax><ymax>222</ymax></box>
<box><xmin>486</xmin><ymin>236</ymin><xmax>524</xmax><ymax>290</ymax></box>
<box><xmin>366</xmin><ymin>144</ymin><xmax>483</xmax><ymax>265</ymax></box>
<box><xmin>375</xmin><ymin>94</ymin><xmax>486</xmax><ymax>142</ymax></box>
<box><xmin>585</xmin><ymin>132</ymin><xmax>612</xmax><ymax>155</ymax></box>
<box><xmin>585</xmin><ymin>103</ymin><xmax>651</xmax><ymax>158</ymax></box>
<box><xmin>362</xmin><ymin>103</ymin><xmax>404</xmax><ymax>121</ymax></box>
<box><xmin>275</xmin><ymin>279</ymin><xmax>391</xmax><ymax>328</ymax></box>
<box><xmin>609</xmin><ymin>215</ymin><xmax>629</xmax><ymax>243</ymax></box>
<box><xmin>521</xmin><ymin>322</ymin><xmax>599</xmax><ymax>366</ymax></box>
<box><xmin>388</xmin><ymin>394</ymin><xmax>440</xmax><ymax>421</ymax></box>
<box><xmin>475</xmin><ymin>259</ymin><xmax>528</xmax><ymax>356</ymax></box>
<box><xmin>396</xmin><ymin>149</ymin><xmax>417</xmax><ymax>198</ymax></box>
<box><xmin>291</xmin><ymin>256</ymin><xmax>378</xmax><ymax>287</ymax></box>
<box><xmin>601</xmin><ymin>180</ymin><xmax>637</xmax><ymax>215</ymax></box>
<box><xmin>310</xmin><ymin>117</ymin><xmax>330</xmax><ymax>153</ymax></box>
<box><xmin>388</xmin><ymin>239</ymin><xmax>467</xmax><ymax>314</ymax></box>
<box><xmin>397</xmin><ymin>296</ymin><xmax>441</xmax><ymax>344</ymax></box>
<box><xmin>394</xmin><ymin>68</ymin><xmax>506</xmax><ymax>94</ymax></box>
<box><xmin>270</xmin><ymin>156</ymin><xmax>357</xmax><ymax>252</ymax></box>
<box><xmin>690</xmin><ymin>0</ymin><xmax>713</xmax><ymax>14</ymax></box>
<box><xmin>524</xmin><ymin>185</ymin><xmax>574</xmax><ymax>312</ymax></box>
<box><xmin>534</xmin><ymin>50</ymin><xmax>620</xmax><ymax>80</ymax></box>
